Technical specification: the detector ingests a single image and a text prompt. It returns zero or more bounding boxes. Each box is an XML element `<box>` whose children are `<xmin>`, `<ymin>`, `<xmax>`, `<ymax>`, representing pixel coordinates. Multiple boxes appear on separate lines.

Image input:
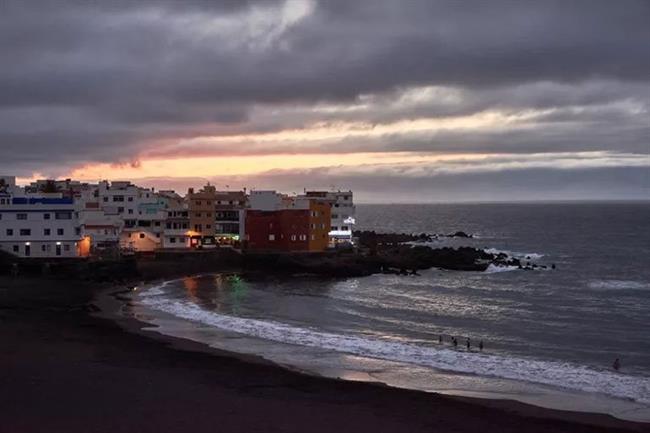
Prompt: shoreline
<box><xmin>1</xmin><ymin>275</ymin><xmax>648</xmax><ymax>432</ymax></box>
<box><xmin>108</xmin><ymin>275</ymin><xmax>650</xmax><ymax>424</ymax></box>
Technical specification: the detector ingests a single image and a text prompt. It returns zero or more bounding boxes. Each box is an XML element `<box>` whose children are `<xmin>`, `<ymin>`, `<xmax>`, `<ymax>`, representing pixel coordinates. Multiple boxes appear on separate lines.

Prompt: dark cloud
<box><xmin>0</xmin><ymin>0</ymin><xmax>648</xmax><ymax>198</ymax></box>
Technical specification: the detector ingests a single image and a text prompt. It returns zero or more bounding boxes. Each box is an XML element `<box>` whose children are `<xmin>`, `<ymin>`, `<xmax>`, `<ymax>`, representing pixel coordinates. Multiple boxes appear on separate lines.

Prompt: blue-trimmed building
<box><xmin>0</xmin><ymin>177</ymin><xmax>90</xmax><ymax>258</ymax></box>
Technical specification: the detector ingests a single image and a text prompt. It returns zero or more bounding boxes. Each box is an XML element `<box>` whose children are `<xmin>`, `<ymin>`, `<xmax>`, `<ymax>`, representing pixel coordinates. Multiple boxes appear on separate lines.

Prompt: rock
<box><xmin>449</xmin><ymin>231</ymin><xmax>473</xmax><ymax>238</ymax></box>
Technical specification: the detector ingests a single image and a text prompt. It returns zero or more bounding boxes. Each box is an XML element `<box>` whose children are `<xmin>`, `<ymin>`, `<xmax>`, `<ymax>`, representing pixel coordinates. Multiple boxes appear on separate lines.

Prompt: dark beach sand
<box><xmin>1</xmin><ymin>276</ymin><xmax>647</xmax><ymax>433</ymax></box>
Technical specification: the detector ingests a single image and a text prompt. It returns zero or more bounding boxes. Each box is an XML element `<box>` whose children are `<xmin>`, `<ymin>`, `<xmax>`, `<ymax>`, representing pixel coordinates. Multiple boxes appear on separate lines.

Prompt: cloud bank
<box><xmin>0</xmin><ymin>0</ymin><xmax>648</xmax><ymax>200</ymax></box>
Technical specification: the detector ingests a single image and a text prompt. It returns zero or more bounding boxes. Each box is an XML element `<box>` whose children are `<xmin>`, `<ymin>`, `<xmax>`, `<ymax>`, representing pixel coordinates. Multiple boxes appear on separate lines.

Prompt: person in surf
<box><xmin>613</xmin><ymin>358</ymin><xmax>621</xmax><ymax>371</ymax></box>
<box><xmin>479</xmin><ymin>340</ymin><xmax>484</xmax><ymax>352</ymax></box>
<box><xmin>466</xmin><ymin>338</ymin><xmax>471</xmax><ymax>351</ymax></box>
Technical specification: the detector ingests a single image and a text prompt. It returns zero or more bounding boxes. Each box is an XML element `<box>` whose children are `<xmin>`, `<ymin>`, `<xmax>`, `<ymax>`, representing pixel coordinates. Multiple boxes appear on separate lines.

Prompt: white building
<box><xmin>161</xmin><ymin>193</ymin><xmax>191</xmax><ymax>249</ymax></box>
<box><xmin>214</xmin><ymin>190</ymin><xmax>247</xmax><ymax>245</ymax></box>
<box><xmin>76</xmin><ymin>188</ymin><xmax>122</xmax><ymax>251</ymax></box>
<box><xmin>94</xmin><ymin>181</ymin><xmax>166</xmax><ymax>252</ymax></box>
<box><xmin>303</xmin><ymin>190</ymin><xmax>356</xmax><ymax>245</ymax></box>
<box><xmin>0</xmin><ymin>177</ymin><xmax>90</xmax><ymax>258</ymax></box>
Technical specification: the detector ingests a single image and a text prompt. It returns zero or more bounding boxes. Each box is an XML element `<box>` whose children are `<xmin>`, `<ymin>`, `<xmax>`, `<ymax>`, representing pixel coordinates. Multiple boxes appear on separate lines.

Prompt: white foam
<box><xmin>484</xmin><ymin>248</ymin><xmax>544</xmax><ymax>260</ymax></box>
<box><xmin>484</xmin><ymin>264</ymin><xmax>520</xmax><ymax>274</ymax></box>
<box><xmin>588</xmin><ymin>280</ymin><xmax>648</xmax><ymax>290</ymax></box>
<box><xmin>141</xmin><ymin>292</ymin><xmax>650</xmax><ymax>404</ymax></box>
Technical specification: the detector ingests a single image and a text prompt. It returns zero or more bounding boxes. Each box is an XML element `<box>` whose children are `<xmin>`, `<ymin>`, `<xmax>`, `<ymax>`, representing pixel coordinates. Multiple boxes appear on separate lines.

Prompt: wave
<box><xmin>141</xmin><ymin>288</ymin><xmax>650</xmax><ymax>405</ymax></box>
<box><xmin>484</xmin><ymin>248</ymin><xmax>544</xmax><ymax>260</ymax></box>
<box><xmin>484</xmin><ymin>264</ymin><xmax>520</xmax><ymax>274</ymax></box>
<box><xmin>588</xmin><ymin>280</ymin><xmax>648</xmax><ymax>290</ymax></box>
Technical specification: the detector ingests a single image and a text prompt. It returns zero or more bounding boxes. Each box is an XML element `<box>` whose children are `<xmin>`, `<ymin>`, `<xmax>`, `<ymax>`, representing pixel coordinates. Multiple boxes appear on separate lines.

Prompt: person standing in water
<box><xmin>466</xmin><ymin>338</ymin><xmax>471</xmax><ymax>351</ymax></box>
<box><xmin>439</xmin><ymin>335</ymin><xmax>443</xmax><ymax>344</ymax></box>
<box><xmin>452</xmin><ymin>337</ymin><xmax>458</xmax><ymax>348</ymax></box>
<box><xmin>613</xmin><ymin>358</ymin><xmax>621</xmax><ymax>371</ymax></box>
<box><xmin>479</xmin><ymin>340</ymin><xmax>484</xmax><ymax>352</ymax></box>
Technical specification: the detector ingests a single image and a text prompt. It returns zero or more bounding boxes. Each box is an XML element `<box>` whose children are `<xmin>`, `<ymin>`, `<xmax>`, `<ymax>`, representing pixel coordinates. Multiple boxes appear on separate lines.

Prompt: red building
<box><xmin>245</xmin><ymin>201</ymin><xmax>331</xmax><ymax>252</ymax></box>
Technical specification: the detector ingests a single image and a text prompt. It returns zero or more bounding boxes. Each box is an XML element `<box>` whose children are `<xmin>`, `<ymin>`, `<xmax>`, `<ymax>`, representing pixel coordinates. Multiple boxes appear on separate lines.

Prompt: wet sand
<box><xmin>0</xmin><ymin>276</ymin><xmax>647</xmax><ymax>433</ymax></box>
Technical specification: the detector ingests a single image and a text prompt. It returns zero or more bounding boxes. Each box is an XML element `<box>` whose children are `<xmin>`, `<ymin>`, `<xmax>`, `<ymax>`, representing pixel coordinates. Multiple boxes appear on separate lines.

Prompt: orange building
<box><xmin>307</xmin><ymin>200</ymin><xmax>331</xmax><ymax>251</ymax></box>
<box><xmin>187</xmin><ymin>184</ymin><xmax>217</xmax><ymax>248</ymax></box>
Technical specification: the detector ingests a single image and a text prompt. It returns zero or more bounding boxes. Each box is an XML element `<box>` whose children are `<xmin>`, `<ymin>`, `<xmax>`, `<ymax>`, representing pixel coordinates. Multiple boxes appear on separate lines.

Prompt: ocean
<box><xmin>127</xmin><ymin>202</ymin><xmax>650</xmax><ymax>421</ymax></box>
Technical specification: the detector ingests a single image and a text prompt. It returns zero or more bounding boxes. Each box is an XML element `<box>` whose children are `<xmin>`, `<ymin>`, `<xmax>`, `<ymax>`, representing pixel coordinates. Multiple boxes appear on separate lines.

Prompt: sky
<box><xmin>0</xmin><ymin>0</ymin><xmax>648</xmax><ymax>202</ymax></box>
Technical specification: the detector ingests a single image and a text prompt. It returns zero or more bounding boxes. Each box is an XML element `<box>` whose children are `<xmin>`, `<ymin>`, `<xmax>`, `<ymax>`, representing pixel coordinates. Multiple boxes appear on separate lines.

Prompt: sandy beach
<box><xmin>0</xmin><ymin>275</ymin><xmax>647</xmax><ymax>433</ymax></box>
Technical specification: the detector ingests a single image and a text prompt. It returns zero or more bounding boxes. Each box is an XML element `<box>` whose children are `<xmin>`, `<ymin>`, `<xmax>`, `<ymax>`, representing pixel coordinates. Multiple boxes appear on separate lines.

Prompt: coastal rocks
<box><xmin>353</xmin><ymin>231</ymin><xmax>434</xmax><ymax>247</ymax></box>
<box><xmin>448</xmin><ymin>231</ymin><xmax>473</xmax><ymax>238</ymax></box>
<box><xmin>353</xmin><ymin>230</ymin><xmax>477</xmax><ymax>249</ymax></box>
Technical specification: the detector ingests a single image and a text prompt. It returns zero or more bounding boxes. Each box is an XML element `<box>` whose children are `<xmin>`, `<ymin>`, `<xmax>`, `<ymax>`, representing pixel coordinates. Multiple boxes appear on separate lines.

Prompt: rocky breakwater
<box><xmin>242</xmin><ymin>233</ymin><xmax>521</xmax><ymax>278</ymax></box>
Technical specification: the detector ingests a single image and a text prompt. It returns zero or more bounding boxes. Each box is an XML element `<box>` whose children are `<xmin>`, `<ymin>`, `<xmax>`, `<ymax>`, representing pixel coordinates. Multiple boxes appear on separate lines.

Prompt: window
<box><xmin>128</xmin><ymin>209</ymin><xmax>133</xmax><ymax>214</ymax></box>
<box><xmin>206</xmin><ymin>212</ymin><xmax>212</xmax><ymax>217</ymax></box>
<box><xmin>103</xmin><ymin>197</ymin><xmax>108</xmax><ymax>202</ymax></box>
<box><xmin>299</xmin><ymin>234</ymin><xmax>307</xmax><ymax>241</ymax></box>
<box><xmin>13</xmin><ymin>245</ymin><xmax>19</xmax><ymax>252</ymax></box>
<box><xmin>75</xmin><ymin>228</ymin><xmax>81</xmax><ymax>235</ymax></box>
<box><xmin>43</xmin><ymin>213</ymin><xmax>51</xmax><ymax>220</ymax></box>
<box><xmin>118</xmin><ymin>207</ymin><xmax>124</xmax><ymax>213</ymax></box>
<box><xmin>128</xmin><ymin>197</ymin><xmax>134</xmax><ymax>202</ymax></box>
<box><xmin>55</xmin><ymin>211</ymin><xmax>72</xmax><ymax>220</ymax></box>
<box><xmin>195</xmin><ymin>201</ymin><xmax>202</xmax><ymax>206</ymax></box>
<box><xmin>19</xmin><ymin>229</ymin><xmax>31</xmax><ymax>236</ymax></box>
<box><xmin>113</xmin><ymin>195</ymin><xmax>124</xmax><ymax>202</ymax></box>
<box><xmin>342</xmin><ymin>226</ymin><xmax>349</xmax><ymax>231</ymax></box>
<box><xmin>156</xmin><ymin>233</ymin><xmax>160</xmax><ymax>238</ymax></box>
<box><xmin>170</xmin><ymin>237</ymin><xmax>176</xmax><ymax>244</ymax></box>
<box><xmin>57</xmin><ymin>228</ymin><xmax>64</xmax><ymax>235</ymax></box>
<box><xmin>311</xmin><ymin>235</ymin><xmax>315</xmax><ymax>241</ymax></box>
<box><xmin>41</xmin><ymin>245</ymin><xmax>47</xmax><ymax>252</ymax></box>
<box><xmin>291</xmin><ymin>235</ymin><xmax>296</xmax><ymax>241</ymax></box>
<box><xmin>44</xmin><ymin>229</ymin><xmax>51</xmax><ymax>236</ymax></box>
<box><xmin>166</xmin><ymin>222</ymin><xmax>172</xmax><ymax>229</ymax></box>
<box><xmin>332</xmin><ymin>214</ymin><xmax>338</xmax><ymax>219</ymax></box>
<box><xmin>195</xmin><ymin>212</ymin><xmax>202</xmax><ymax>218</ymax></box>
<box><xmin>332</xmin><ymin>226</ymin><xmax>338</xmax><ymax>231</ymax></box>
<box><xmin>206</xmin><ymin>224</ymin><xmax>211</xmax><ymax>229</ymax></box>
<box><xmin>268</xmin><ymin>234</ymin><xmax>275</xmax><ymax>241</ymax></box>
<box><xmin>6</xmin><ymin>229</ymin><xmax>13</xmax><ymax>236</ymax></box>
<box><xmin>154</xmin><ymin>221</ymin><xmax>160</xmax><ymax>227</ymax></box>
<box><xmin>17</xmin><ymin>213</ymin><xmax>27</xmax><ymax>220</ymax></box>
<box><xmin>64</xmin><ymin>244</ymin><xmax>70</xmax><ymax>252</ymax></box>
<box><xmin>139</xmin><ymin>233</ymin><xmax>145</xmax><ymax>239</ymax></box>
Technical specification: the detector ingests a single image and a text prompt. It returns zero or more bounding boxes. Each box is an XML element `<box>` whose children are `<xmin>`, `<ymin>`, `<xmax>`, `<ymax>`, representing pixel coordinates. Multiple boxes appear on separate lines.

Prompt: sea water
<box><xmin>128</xmin><ymin>202</ymin><xmax>650</xmax><ymax>421</ymax></box>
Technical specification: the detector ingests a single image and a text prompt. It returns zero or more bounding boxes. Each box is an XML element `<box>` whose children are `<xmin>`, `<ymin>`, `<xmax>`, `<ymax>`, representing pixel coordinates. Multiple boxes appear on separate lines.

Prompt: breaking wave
<box><xmin>141</xmin><ymin>285</ymin><xmax>650</xmax><ymax>405</ymax></box>
<box><xmin>484</xmin><ymin>248</ymin><xmax>544</xmax><ymax>260</ymax></box>
<box><xmin>484</xmin><ymin>264</ymin><xmax>520</xmax><ymax>274</ymax></box>
<box><xmin>588</xmin><ymin>280</ymin><xmax>648</xmax><ymax>290</ymax></box>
